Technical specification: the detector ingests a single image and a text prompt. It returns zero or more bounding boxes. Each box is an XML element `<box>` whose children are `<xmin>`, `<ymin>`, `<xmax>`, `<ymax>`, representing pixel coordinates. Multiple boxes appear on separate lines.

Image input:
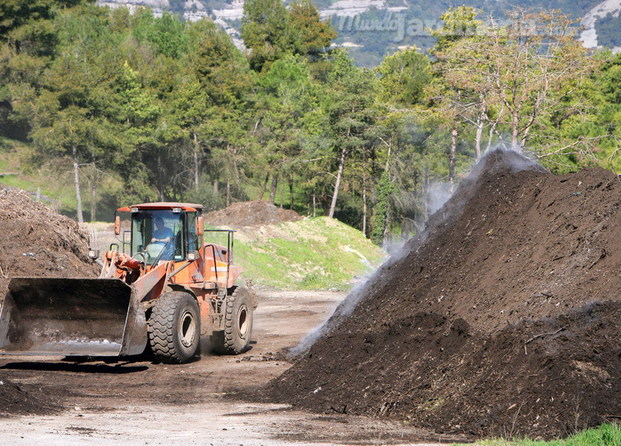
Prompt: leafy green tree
<box><xmin>132</xmin><ymin>9</ymin><xmax>187</xmax><ymax>59</ymax></box>
<box><xmin>0</xmin><ymin>0</ymin><xmax>91</xmax><ymax>139</ymax></box>
<box><xmin>432</xmin><ymin>5</ymin><xmax>481</xmax><ymax>52</ymax></box>
<box><xmin>241</xmin><ymin>0</ymin><xmax>292</xmax><ymax>72</ymax></box>
<box><xmin>369</xmin><ymin>109</ymin><xmax>434</xmax><ymax>241</ymax></box>
<box><xmin>320</xmin><ymin>50</ymin><xmax>379</xmax><ymax>219</ymax></box>
<box><xmin>29</xmin><ymin>3</ymin><xmax>163</xmax><ymax>217</ymax></box>
<box><xmin>178</xmin><ymin>19</ymin><xmax>252</xmax><ymax>203</ymax></box>
<box><xmin>377</xmin><ymin>47</ymin><xmax>431</xmax><ymax>107</ymax></box>
<box><xmin>186</xmin><ymin>19</ymin><xmax>251</xmax><ymax>105</ymax></box>
<box><xmin>535</xmin><ymin>50</ymin><xmax>621</xmax><ymax>172</ymax></box>
<box><xmin>289</xmin><ymin>0</ymin><xmax>336</xmax><ymax>59</ymax></box>
<box><xmin>253</xmin><ymin>53</ymin><xmax>315</xmax><ymax>203</ymax></box>
<box><xmin>369</xmin><ymin>171</ymin><xmax>394</xmax><ymax>244</ymax></box>
<box><xmin>27</xmin><ymin>4</ymin><xmax>120</xmax><ymax>221</ymax></box>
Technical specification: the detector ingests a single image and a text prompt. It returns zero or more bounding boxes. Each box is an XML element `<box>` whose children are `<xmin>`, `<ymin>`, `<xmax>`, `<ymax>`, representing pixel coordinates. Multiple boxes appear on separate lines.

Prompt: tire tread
<box><xmin>212</xmin><ymin>287</ymin><xmax>252</xmax><ymax>355</ymax></box>
<box><xmin>148</xmin><ymin>291</ymin><xmax>199</xmax><ymax>364</ymax></box>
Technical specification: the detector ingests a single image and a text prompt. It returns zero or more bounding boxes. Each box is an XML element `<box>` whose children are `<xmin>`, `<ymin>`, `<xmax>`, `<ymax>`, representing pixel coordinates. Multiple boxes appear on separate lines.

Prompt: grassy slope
<box><xmin>0</xmin><ymin>137</ymin><xmax>77</xmax><ymax>213</ymax></box>
<box><xmin>462</xmin><ymin>423</ymin><xmax>621</xmax><ymax>446</ymax></box>
<box><xmin>208</xmin><ymin>217</ymin><xmax>386</xmax><ymax>291</ymax></box>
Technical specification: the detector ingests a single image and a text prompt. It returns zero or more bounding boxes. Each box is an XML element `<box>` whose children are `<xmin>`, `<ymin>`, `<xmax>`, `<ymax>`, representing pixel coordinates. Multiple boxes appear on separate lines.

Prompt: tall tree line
<box><xmin>0</xmin><ymin>1</ymin><xmax>619</xmax><ymax>242</ymax></box>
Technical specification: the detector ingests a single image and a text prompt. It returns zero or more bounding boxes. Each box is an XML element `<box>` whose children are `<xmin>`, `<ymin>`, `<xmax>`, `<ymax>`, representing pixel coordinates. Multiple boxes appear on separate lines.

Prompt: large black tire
<box><xmin>148</xmin><ymin>291</ymin><xmax>200</xmax><ymax>364</ymax></box>
<box><xmin>211</xmin><ymin>287</ymin><xmax>253</xmax><ymax>355</ymax></box>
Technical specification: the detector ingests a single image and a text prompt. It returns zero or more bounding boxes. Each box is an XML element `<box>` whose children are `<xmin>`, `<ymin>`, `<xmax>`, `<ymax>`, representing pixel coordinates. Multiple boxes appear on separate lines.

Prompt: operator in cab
<box><xmin>151</xmin><ymin>217</ymin><xmax>174</xmax><ymax>260</ymax></box>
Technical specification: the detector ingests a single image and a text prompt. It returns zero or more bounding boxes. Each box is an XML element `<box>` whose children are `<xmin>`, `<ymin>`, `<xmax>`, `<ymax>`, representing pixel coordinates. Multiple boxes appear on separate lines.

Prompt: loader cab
<box><xmin>117</xmin><ymin>203</ymin><xmax>203</xmax><ymax>265</ymax></box>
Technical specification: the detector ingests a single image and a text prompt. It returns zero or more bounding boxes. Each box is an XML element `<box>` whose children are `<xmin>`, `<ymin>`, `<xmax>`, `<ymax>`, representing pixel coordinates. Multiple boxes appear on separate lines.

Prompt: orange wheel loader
<box><xmin>0</xmin><ymin>202</ymin><xmax>257</xmax><ymax>364</ymax></box>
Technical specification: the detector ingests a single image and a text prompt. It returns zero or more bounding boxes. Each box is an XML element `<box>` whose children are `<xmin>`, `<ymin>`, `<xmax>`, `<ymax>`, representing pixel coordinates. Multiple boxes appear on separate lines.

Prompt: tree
<box><xmin>114</xmin><ymin>61</ymin><xmax>163</xmax><ymax>200</ymax></box>
<box><xmin>30</xmin><ymin>3</ymin><xmax>153</xmax><ymax>219</ymax></box>
<box><xmin>369</xmin><ymin>171</ymin><xmax>395</xmax><ymax>244</ymax></box>
<box><xmin>132</xmin><ymin>9</ymin><xmax>187</xmax><ymax>59</ymax></box>
<box><xmin>254</xmin><ymin>53</ymin><xmax>315</xmax><ymax>204</ymax></box>
<box><xmin>437</xmin><ymin>8</ymin><xmax>596</xmax><ymax>152</ymax></box>
<box><xmin>241</xmin><ymin>0</ymin><xmax>291</xmax><ymax>72</ymax></box>
<box><xmin>0</xmin><ymin>0</ymin><xmax>80</xmax><ymax>139</ymax></box>
<box><xmin>321</xmin><ymin>50</ymin><xmax>379</xmax><ymax>219</ymax></box>
<box><xmin>373</xmin><ymin>49</ymin><xmax>433</xmax><ymax>240</ymax></box>
<box><xmin>377</xmin><ymin>47</ymin><xmax>431</xmax><ymax>107</ymax></box>
<box><xmin>533</xmin><ymin>50</ymin><xmax>621</xmax><ymax>172</ymax></box>
<box><xmin>289</xmin><ymin>0</ymin><xmax>336</xmax><ymax>59</ymax></box>
<box><xmin>427</xmin><ymin>6</ymin><xmax>485</xmax><ymax>179</ymax></box>
<box><xmin>178</xmin><ymin>19</ymin><xmax>252</xmax><ymax>203</ymax></box>
<box><xmin>27</xmin><ymin>5</ymin><xmax>107</xmax><ymax>221</ymax></box>
<box><xmin>432</xmin><ymin>5</ymin><xmax>481</xmax><ymax>52</ymax></box>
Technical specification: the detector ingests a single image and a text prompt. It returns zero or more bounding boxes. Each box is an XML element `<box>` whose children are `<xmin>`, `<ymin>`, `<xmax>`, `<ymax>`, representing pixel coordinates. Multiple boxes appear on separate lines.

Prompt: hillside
<box><xmin>95</xmin><ymin>0</ymin><xmax>618</xmax><ymax>66</ymax></box>
<box><xmin>0</xmin><ymin>138</ymin><xmax>78</xmax><ymax>216</ymax></box>
<box><xmin>0</xmin><ymin>137</ymin><xmax>126</xmax><ymax>220</ymax></box>
<box><xmin>202</xmin><ymin>200</ymin><xmax>384</xmax><ymax>289</ymax></box>
<box><xmin>229</xmin><ymin>217</ymin><xmax>385</xmax><ymax>290</ymax></box>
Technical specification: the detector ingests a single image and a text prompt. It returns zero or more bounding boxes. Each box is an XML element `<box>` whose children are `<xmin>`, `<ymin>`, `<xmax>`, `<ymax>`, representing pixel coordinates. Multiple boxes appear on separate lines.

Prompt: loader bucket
<box><xmin>0</xmin><ymin>278</ymin><xmax>148</xmax><ymax>357</ymax></box>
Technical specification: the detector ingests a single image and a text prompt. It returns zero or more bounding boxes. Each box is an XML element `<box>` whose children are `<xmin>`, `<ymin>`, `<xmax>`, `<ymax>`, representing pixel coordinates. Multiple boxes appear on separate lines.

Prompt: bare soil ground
<box><xmin>0</xmin><ymin>291</ymin><xmax>460</xmax><ymax>445</ymax></box>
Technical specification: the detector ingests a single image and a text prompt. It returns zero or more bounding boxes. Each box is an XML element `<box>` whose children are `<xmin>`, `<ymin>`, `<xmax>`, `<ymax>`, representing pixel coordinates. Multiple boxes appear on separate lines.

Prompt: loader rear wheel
<box><xmin>148</xmin><ymin>291</ymin><xmax>200</xmax><ymax>364</ymax></box>
<box><xmin>211</xmin><ymin>287</ymin><xmax>253</xmax><ymax>355</ymax></box>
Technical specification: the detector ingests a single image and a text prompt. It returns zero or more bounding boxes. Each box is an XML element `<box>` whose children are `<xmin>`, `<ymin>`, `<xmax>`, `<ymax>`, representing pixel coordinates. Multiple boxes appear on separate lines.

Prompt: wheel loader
<box><xmin>0</xmin><ymin>202</ymin><xmax>256</xmax><ymax>364</ymax></box>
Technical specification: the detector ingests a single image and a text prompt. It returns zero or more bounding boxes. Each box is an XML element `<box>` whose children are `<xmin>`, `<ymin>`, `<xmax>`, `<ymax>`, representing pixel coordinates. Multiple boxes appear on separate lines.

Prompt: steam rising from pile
<box><xmin>292</xmin><ymin>148</ymin><xmax>543</xmax><ymax>356</ymax></box>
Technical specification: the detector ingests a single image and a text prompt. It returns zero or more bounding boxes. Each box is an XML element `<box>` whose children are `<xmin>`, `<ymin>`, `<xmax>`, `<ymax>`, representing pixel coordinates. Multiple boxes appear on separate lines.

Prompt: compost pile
<box><xmin>0</xmin><ymin>188</ymin><xmax>98</xmax><ymax>296</ymax></box>
<box><xmin>0</xmin><ymin>377</ymin><xmax>63</xmax><ymax>417</ymax></box>
<box><xmin>205</xmin><ymin>200</ymin><xmax>302</xmax><ymax>227</ymax></box>
<box><xmin>267</xmin><ymin>149</ymin><xmax>621</xmax><ymax>440</ymax></box>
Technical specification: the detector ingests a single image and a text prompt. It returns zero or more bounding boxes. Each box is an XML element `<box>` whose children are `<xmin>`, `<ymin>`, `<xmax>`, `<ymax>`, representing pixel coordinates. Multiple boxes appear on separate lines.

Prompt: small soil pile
<box><xmin>0</xmin><ymin>187</ymin><xmax>98</xmax><ymax>416</ymax></box>
<box><xmin>205</xmin><ymin>201</ymin><xmax>302</xmax><ymax>227</ymax></box>
<box><xmin>267</xmin><ymin>150</ymin><xmax>621</xmax><ymax>440</ymax></box>
<box><xmin>0</xmin><ymin>377</ymin><xmax>64</xmax><ymax>417</ymax></box>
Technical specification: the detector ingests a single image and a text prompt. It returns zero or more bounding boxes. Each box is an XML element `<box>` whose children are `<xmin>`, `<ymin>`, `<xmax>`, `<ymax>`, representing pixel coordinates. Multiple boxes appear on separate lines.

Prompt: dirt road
<box><xmin>0</xmin><ymin>291</ymin><xmax>460</xmax><ymax>445</ymax></box>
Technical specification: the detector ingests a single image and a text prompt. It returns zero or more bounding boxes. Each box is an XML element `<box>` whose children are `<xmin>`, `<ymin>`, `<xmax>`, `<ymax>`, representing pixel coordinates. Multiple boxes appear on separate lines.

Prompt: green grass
<box><xmin>464</xmin><ymin>423</ymin><xmax>621</xmax><ymax>446</ymax></box>
<box><xmin>0</xmin><ymin>138</ymin><xmax>77</xmax><ymax>214</ymax></box>
<box><xmin>207</xmin><ymin>217</ymin><xmax>385</xmax><ymax>291</ymax></box>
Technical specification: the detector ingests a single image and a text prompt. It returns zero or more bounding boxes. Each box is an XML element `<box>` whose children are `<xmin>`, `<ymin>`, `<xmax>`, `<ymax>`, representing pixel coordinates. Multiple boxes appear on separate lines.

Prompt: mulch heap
<box><xmin>0</xmin><ymin>187</ymin><xmax>98</xmax><ymax>416</ymax></box>
<box><xmin>0</xmin><ymin>377</ymin><xmax>64</xmax><ymax>417</ymax></box>
<box><xmin>0</xmin><ymin>187</ymin><xmax>98</xmax><ymax>295</ymax></box>
<box><xmin>266</xmin><ymin>149</ymin><xmax>621</xmax><ymax>440</ymax></box>
<box><xmin>204</xmin><ymin>200</ymin><xmax>302</xmax><ymax>227</ymax></box>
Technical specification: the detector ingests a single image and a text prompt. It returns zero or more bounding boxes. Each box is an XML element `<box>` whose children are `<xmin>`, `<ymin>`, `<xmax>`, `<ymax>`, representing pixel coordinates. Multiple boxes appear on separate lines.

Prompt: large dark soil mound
<box><xmin>267</xmin><ymin>150</ymin><xmax>621</xmax><ymax>440</ymax></box>
<box><xmin>205</xmin><ymin>200</ymin><xmax>302</xmax><ymax>227</ymax></box>
<box><xmin>0</xmin><ymin>188</ymin><xmax>98</xmax><ymax>295</ymax></box>
<box><xmin>0</xmin><ymin>187</ymin><xmax>98</xmax><ymax>416</ymax></box>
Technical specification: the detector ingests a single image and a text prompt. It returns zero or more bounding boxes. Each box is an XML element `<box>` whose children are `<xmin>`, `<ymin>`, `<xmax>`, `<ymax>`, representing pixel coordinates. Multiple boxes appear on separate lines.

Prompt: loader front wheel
<box><xmin>211</xmin><ymin>287</ymin><xmax>253</xmax><ymax>355</ymax></box>
<box><xmin>148</xmin><ymin>291</ymin><xmax>200</xmax><ymax>364</ymax></box>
